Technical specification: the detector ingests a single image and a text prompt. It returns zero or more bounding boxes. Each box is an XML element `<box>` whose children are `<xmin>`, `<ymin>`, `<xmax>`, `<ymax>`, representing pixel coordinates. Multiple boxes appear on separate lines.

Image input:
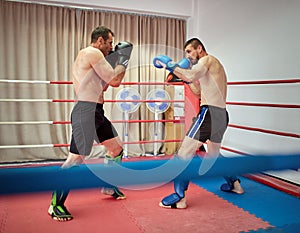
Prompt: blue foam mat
<box><xmin>242</xmin><ymin>223</ymin><xmax>300</xmax><ymax>233</ymax></box>
<box><xmin>192</xmin><ymin>176</ymin><xmax>300</xmax><ymax>231</ymax></box>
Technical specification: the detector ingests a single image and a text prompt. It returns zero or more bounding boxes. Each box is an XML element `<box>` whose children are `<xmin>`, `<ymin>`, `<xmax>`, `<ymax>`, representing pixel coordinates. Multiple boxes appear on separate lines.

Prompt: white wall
<box><xmin>189</xmin><ymin>0</ymin><xmax>300</xmax><ymax>155</ymax></box>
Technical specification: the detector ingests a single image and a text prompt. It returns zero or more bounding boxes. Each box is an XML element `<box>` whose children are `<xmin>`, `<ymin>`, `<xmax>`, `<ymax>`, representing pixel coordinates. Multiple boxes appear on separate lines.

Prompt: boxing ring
<box><xmin>0</xmin><ymin>78</ymin><xmax>300</xmax><ymax>233</ymax></box>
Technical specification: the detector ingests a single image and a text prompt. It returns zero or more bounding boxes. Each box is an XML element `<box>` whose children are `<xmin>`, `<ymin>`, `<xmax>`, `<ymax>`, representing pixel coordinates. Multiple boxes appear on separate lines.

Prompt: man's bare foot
<box><xmin>232</xmin><ymin>180</ymin><xmax>244</xmax><ymax>194</ymax></box>
<box><xmin>220</xmin><ymin>179</ymin><xmax>244</xmax><ymax>194</ymax></box>
<box><xmin>159</xmin><ymin>196</ymin><xmax>187</xmax><ymax>209</ymax></box>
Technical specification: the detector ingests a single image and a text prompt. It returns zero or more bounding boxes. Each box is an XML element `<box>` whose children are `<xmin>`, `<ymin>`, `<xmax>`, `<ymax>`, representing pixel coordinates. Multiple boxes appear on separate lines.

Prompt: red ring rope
<box><xmin>0</xmin><ymin>119</ymin><xmax>185</xmax><ymax>125</ymax></box>
<box><xmin>52</xmin><ymin>121</ymin><xmax>70</xmax><ymax>124</ymax></box>
<box><xmin>50</xmin><ymin>81</ymin><xmax>73</xmax><ymax>84</ymax></box>
<box><xmin>228</xmin><ymin>79</ymin><xmax>300</xmax><ymax>85</ymax></box>
<box><xmin>228</xmin><ymin>124</ymin><xmax>300</xmax><ymax>138</ymax></box>
<box><xmin>54</xmin><ymin>119</ymin><xmax>184</xmax><ymax>124</ymax></box>
<box><xmin>221</xmin><ymin>146</ymin><xmax>249</xmax><ymax>155</ymax></box>
<box><xmin>52</xmin><ymin>99</ymin><xmax>75</xmax><ymax>103</ymax></box>
<box><xmin>49</xmin><ymin>81</ymin><xmax>184</xmax><ymax>85</ymax></box>
<box><xmin>104</xmin><ymin>100</ymin><xmax>184</xmax><ymax>103</ymax></box>
<box><xmin>227</xmin><ymin>102</ymin><xmax>300</xmax><ymax>108</ymax></box>
<box><xmin>111</xmin><ymin>119</ymin><xmax>184</xmax><ymax>124</ymax></box>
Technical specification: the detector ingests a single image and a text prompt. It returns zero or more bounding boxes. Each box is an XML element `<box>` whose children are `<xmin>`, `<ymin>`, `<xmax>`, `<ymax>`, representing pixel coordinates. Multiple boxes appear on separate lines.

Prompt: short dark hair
<box><xmin>91</xmin><ymin>26</ymin><xmax>114</xmax><ymax>43</ymax></box>
<box><xmin>184</xmin><ymin>38</ymin><xmax>206</xmax><ymax>52</ymax></box>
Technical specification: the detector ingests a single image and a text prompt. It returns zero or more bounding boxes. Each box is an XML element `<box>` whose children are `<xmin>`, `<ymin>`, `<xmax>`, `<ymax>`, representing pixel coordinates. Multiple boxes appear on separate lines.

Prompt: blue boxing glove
<box><xmin>177</xmin><ymin>58</ymin><xmax>191</xmax><ymax>69</ymax></box>
<box><xmin>153</xmin><ymin>55</ymin><xmax>191</xmax><ymax>73</ymax></box>
<box><xmin>167</xmin><ymin>58</ymin><xmax>191</xmax><ymax>72</ymax></box>
<box><xmin>153</xmin><ymin>55</ymin><xmax>172</xmax><ymax>69</ymax></box>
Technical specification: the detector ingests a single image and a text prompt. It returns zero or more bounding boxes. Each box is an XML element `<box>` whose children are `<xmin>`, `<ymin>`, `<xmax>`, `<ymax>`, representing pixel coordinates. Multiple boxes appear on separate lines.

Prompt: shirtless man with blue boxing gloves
<box><xmin>153</xmin><ymin>38</ymin><xmax>244</xmax><ymax>209</ymax></box>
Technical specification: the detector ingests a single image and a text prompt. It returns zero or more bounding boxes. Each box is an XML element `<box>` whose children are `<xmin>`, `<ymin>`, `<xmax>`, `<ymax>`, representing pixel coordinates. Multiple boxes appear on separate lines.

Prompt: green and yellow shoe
<box><xmin>48</xmin><ymin>204</ymin><xmax>73</xmax><ymax>221</ymax></box>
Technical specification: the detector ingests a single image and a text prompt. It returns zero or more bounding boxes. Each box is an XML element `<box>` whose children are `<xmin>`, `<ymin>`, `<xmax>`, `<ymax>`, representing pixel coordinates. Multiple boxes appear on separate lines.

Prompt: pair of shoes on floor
<box><xmin>48</xmin><ymin>204</ymin><xmax>73</xmax><ymax>221</ymax></box>
<box><xmin>101</xmin><ymin>187</ymin><xmax>126</xmax><ymax>200</ymax></box>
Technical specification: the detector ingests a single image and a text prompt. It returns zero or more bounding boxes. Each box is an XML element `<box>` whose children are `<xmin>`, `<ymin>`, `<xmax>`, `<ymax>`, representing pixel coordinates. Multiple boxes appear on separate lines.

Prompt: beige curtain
<box><xmin>0</xmin><ymin>0</ymin><xmax>186</xmax><ymax>163</ymax></box>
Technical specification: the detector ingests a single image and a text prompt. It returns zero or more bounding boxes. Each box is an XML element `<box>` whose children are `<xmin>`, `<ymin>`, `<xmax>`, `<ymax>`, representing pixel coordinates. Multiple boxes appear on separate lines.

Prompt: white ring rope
<box><xmin>0</xmin><ymin>79</ymin><xmax>50</xmax><ymax>84</ymax></box>
<box><xmin>0</xmin><ymin>144</ymin><xmax>55</xmax><ymax>149</ymax></box>
<box><xmin>0</xmin><ymin>121</ymin><xmax>54</xmax><ymax>125</ymax></box>
<box><xmin>0</xmin><ymin>99</ymin><xmax>53</xmax><ymax>102</ymax></box>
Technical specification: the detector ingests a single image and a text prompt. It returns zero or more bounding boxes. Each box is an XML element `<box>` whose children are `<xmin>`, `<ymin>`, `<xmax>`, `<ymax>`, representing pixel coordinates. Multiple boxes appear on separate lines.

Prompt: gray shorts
<box><xmin>69</xmin><ymin>101</ymin><xmax>118</xmax><ymax>156</ymax></box>
<box><xmin>186</xmin><ymin>105</ymin><xmax>229</xmax><ymax>143</ymax></box>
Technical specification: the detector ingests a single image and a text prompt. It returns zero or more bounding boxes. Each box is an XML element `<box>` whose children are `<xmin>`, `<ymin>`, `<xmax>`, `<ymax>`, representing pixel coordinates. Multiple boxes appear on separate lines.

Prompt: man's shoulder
<box><xmin>81</xmin><ymin>46</ymin><xmax>101</xmax><ymax>54</ymax></box>
<box><xmin>206</xmin><ymin>54</ymin><xmax>224</xmax><ymax>67</ymax></box>
<box><xmin>199</xmin><ymin>54</ymin><xmax>215</xmax><ymax>67</ymax></box>
<box><xmin>206</xmin><ymin>54</ymin><xmax>220</xmax><ymax>62</ymax></box>
<box><xmin>77</xmin><ymin>46</ymin><xmax>103</xmax><ymax>63</ymax></box>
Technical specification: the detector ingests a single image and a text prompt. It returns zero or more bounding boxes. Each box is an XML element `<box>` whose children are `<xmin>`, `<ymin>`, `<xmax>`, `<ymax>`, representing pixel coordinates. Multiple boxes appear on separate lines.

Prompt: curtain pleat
<box><xmin>0</xmin><ymin>0</ymin><xmax>186</xmax><ymax>163</ymax></box>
